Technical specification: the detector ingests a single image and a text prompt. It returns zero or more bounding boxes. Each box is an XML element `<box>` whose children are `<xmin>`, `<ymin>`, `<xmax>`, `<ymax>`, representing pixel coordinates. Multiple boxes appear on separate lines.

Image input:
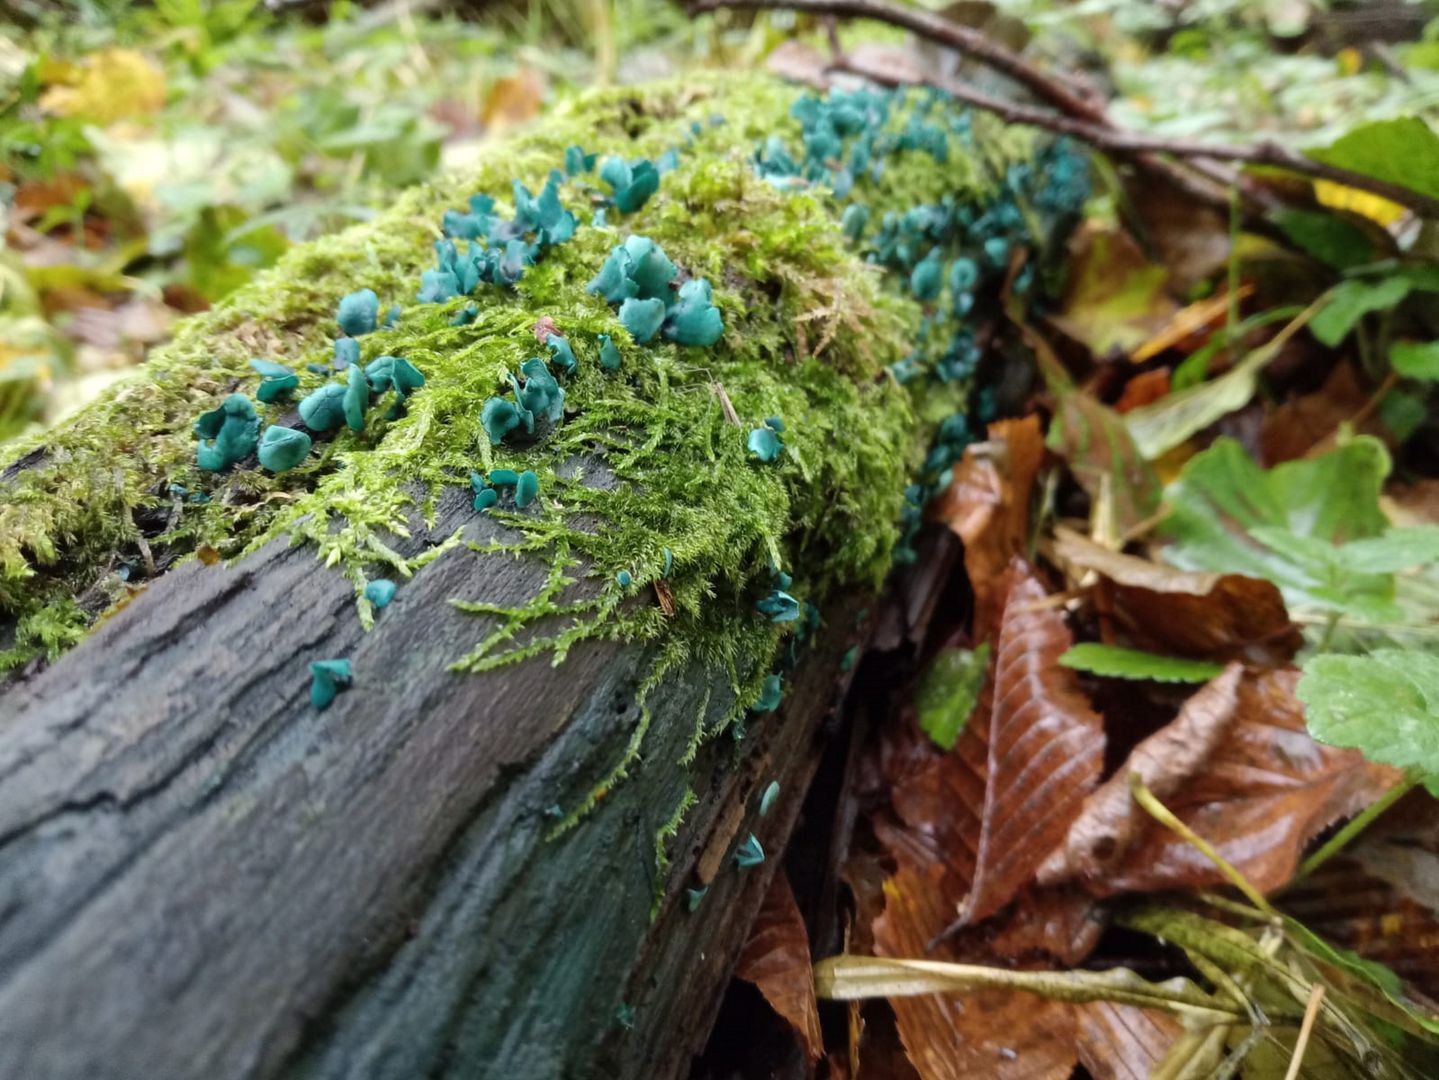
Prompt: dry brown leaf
<box><xmin>1038</xmin><ymin>664</ymin><xmax>1243</xmax><ymax>886</ymax></box>
<box><xmin>929</xmin><ymin>417</ymin><xmax>1043</xmax><ymax>639</ymax></box>
<box><xmin>1130</xmin><ymin>285</ymin><xmax>1253</xmax><ymax>364</ymax></box>
<box><xmin>1094</xmin><ymin>669</ymin><xmax>1403</xmax><ymax>896</ymax></box>
<box><xmin>988</xmin><ymin>887</ymin><xmax>1104</xmax><ymax>967</ymax></box>
<box><xmin>873</xmin><ymin>866</ymin><xmax>1079</xmax><ymax>1080</ymax></box>
<box><xmin>479</xmin><ymin>68</ymin><xmax>545</xmax><ymax>132</ymax></box>
<box><xmin>1074</xmin><ymin>1000</ymin><xmax>1185</xmax><ymax>1080</ymax></box>
<box><xmin>1046</xmin><ymin>390</ymin><xmax>1162</xmax><ymax>538</ymax></box>
<box><xmin>961</xmin><ymin>565</ymin><xmax>1105</xmax><ymax>925</ymax></box>
<box><xmin>1052</xmin><ymin>528</ymin><xmax>1301</xmax><ymax>664</ymax></box>
<box><xmin>1259</xmin><ymin>362</ymin><xmax>1387</xmax><ymax>465</ymax></box>
<box><xmin>734</xmin><ymin>871</ymin><xmax>824</xmax><ymax>1062</ymax></box>
<box><xmin>1114</xmin><ymin>368</ymin><xmax>1171</xmax><ymax>413</ymax></box>
<box><xmin>1049</xmin><ymin>225</ymin><xmax>1177</xmax><ymax>359</ymax></box>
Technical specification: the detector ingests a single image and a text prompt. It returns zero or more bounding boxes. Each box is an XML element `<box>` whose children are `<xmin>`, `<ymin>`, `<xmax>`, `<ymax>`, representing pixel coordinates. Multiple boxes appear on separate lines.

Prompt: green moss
<box><xmin>0</xmin><ymin>74</ymin><xmax>1050</xmax><ymax>828</ymax></box>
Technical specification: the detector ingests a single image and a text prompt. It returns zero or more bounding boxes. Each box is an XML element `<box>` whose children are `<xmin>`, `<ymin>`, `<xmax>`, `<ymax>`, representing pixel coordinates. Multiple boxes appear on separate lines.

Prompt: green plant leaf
<box><xmin>1307</xmin><ymin>117</ymin><xmax>1439</xmax><ymax>203</ymax></box>
<box><xmin>1159</xmin><ymin>436</ymin><xmax>1397</xmax><ymax>616</ymax></box>
<box><xmin>1298</xmin><ymin>650</ymin><xmax>1439</xmax><ymax>783</ymax></box>
<box><xmin>1310</xmin><ymin>276</ymin><xmax>1412</xmax><ymax>346</ymax></box>
<box><xmin>1392</xmin><ymin>341</ymin><xmax>1439</xmax><ymax>380</ymax></box>
<box><xmin>1058</xmin><ymin>643</ymin><xmax>1223</xmax><ymax>683</ymax></box>
<box><xmin>1275</xmin><ymin>208</ymin><xmax>1376</xmax><ymax>270</ymax></box>
<box><xmin>913</xmin><ymin>643</ymin><xmax>989</xmax><ymax>750</ymax></box>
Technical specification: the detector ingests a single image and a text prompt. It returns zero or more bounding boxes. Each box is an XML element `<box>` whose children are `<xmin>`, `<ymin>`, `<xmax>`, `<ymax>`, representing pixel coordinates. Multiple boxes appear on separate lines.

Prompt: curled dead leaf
<box><xmin>1038</xmin><ymin>664</ymin><xmax>1243</xmax><ymax>886</ymax></box>
<box><xmin>1093</xmin><ymin>669</ymin><xmax>1403</xmax><ymax>896</ymax></box>
<box><xmin>735</xmin><ymin>871</ymin><xmax>824</xmax><ymax>1062</ymax></box>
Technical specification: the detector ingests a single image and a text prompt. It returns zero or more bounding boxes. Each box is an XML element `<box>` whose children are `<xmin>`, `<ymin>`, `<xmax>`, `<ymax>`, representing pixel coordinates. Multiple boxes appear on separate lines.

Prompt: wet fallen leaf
<box><xmin>871</xmin><ymin>866</ymin><xmax>1080</xmax><ymax>1080</ymax></box>
<box><xmin>988</xmin><ymin>887</ymin><xmax>1104</xmax><ymax>968</ymax></box>
<box><xmin>1074</xmin><ymin>1000</ymin><xmax>1185</xmax><ymax>1080</ymax></box>
<box><xmin>735</xmin><ymin>870</ymin><xmax>824</xmax><ymax>1061</ymax></box>
<box><xmin>1047</xmin><ymin>388</ymin><xmax>1161</xmax><ymax>539</ymax></box>
<box><xmin>961</xmin><ymin>565</ymin><xmax>1105</xmax><ymax>925</ymax></box>
<box><xmin>1130</xmin><ymin>286</ymin><xmax>1254</xmax><ymax>364</ymax></box>
<box><xmin>929</xmin><ymin>416</ymin><xmax>1043</xmax><ymax>638</ymax></box>
<box><xmin>1038</xmin><ymin>664</ymin><xmax>1243</xmax><ymax>886</ymax></box>
<box><xmin>1094</xmin><ymin>669</ymin><xmax>1403</xmax><ymax>896</ymax></box>
<box><xmin>1259</xmin><ymin>361</ymin><xmax>1385</xmax><ymax>465</ymax></box>
<box><xmin>1113</xmin><ymin>368</ymin><xmax>1170</xmax><ymax>414</ymax></box>
<box><xmin>1049</xmin><ymin>225</ymin><xmax>1177</xmax><ymax>360</ymax></box>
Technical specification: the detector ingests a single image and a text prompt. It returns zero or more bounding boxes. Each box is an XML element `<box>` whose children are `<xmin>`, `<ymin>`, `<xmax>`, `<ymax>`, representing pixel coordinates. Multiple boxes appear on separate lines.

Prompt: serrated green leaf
<box><xmin>1059</xmin><ymin>643</ymin><xmax>1223</xmax><ymax>683</ymax></box>
<box><xmin>1307</xmin><ymin>116</ymin><xmax>1439</xmax><ymax>203</ymax></box>
<box><xmin>1392</xmin><ymin>341</ymin><xmax>1439</xmax><ymax>380</ymax></box>
<box><xmin>914</xmin><ymin>643</ymin><xmax>989</xmax><ymax>750</ymax></box>
<box><xmin>1297</xmin><ymin>650</ymin><xmax>1439</xmax><ymax>780</ymax></box>
<box><xmin>1339</xmin><ymin>527</ymin><xmax>1439</xmax><ymax>573</ymax></box>
<box><xmin>1160</xmin><ymin>436</ymin><xmax>1397</xmax><ymax>617</ymax></box>
<box><xmin>1310</xmin><ymin>276</ymin><xmax>1412</xmax><ymax>346</ymax></box>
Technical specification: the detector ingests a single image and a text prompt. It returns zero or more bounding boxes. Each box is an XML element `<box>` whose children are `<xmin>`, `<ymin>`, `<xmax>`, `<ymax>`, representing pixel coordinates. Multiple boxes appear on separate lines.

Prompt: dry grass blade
<box><xmin>814</xmin><ymin>956</ymin><xmax>1243</xmax><ymax>1024</ymax></box>
<box><xmin>1039</xmin><ymin>664</ymin><xmax>1243</xmax><ymax>886</ymax></box>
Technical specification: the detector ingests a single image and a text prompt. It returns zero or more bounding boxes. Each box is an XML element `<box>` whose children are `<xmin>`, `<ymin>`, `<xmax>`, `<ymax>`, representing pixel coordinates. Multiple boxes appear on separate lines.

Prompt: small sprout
<box><xmin>450</xmin><ymin>302</ymin><xmax>480</xmax><ymax>326</ymax></box>
<box><xmin>840</xmin><ymin>645</ymin><xmax>859</xmax><ymax>672</ymax></box>
<box><xmin>685</xmin><ymin>887</ymin><xmax>707</xmax><ymax>912</ymax></box>
<box><xmin>337</xmin><ymin>289</ymin><xmax>379</xmax><ymax>337</ymax></box>
<box><xmin>309</xmin><ymin>658</ymin><xmax>352</xmax><ymax>711</ymax></box>
<box><xmin>473</xmin><ymin>488</ymin><xmax>499</xmax><ymax>512</ymax></box>
<box><xmin>616</xmin><ymin>570</ymin><xmax>632</xmax><ymax>587</ymax></box>
<box><xmin>194</xmin><ymin>393</ymin><xmax>260</xmax><ymax>471</ymax></box>
<box><xmin>598</xmin><ymin>334</ymin><xmax>622</xmax><ymax>371</ymax></box>
<box><xmin>841</xmin><ymin>202</ymin><xmax>869</xmax><ymax>241</ymax></box>
<box><xmin>565</xmin><ymin>145</ymin><xmax>597</xmax><ymax>175</ymax></box>
<box><xmin>764</xmin><ymin>416</ymin><xmax>784</xmax><ymax>433</ymax></box>
<box><xmin>343</xmin><ymin>363</ymin><xmax>369</xmax><ymax>432</ymax></box>
<box><xmin>299</xmin><ymin>383</ymin><xmax>348</xmax><ymax>432</ymax></box>
<box><xmin>334</xmin><ymin>337</ymin><xmax>360</xmax><ymax>369</ymax></box>
<box><xmin>545</xmin><ymin>335</ymin><xmax>577</xmax><ymax>375</ymax></box>
<box><xmin>661</xmin><ymin>547</ymin><xmax>673</xmax><ymax>577</ymax></box>
<box><xmin>515</xmin><ymin>470</ymin><xmax>540</xmax><ymax>508</ymax></box>
<box><xmin>759</xmin><ymin>780</ymin><xmax>780</xmax><ymax>817</ymax></box>
<box><xmin>257</xmin><ymin>425</ymin><xmax>312</xmax><ymax>473</ymax></box>
<box><xmin>619</xmin><ymin>297</ymin><xmax>665</xmax><ymax>344</ymax></box>
<box><xmin>364</xmin><ymin>578</ymin><xmax>397</xmax><ymax>609</ymax></box>
<box><xmin>746</xmin><ymin>426</ymin><xmax>783</xmax><ymax>462</ymax></box>
<box><xmin>754</xmin><ymin>673</ymin><xmax>782</xmax><ymax>712</ymax></box>
<box><xmin>662</xmin><ymin>279</ymin><xmax>724</xmax><ymax>347</ymax></box>
<box><xmin>756</xmin><ymin>589</ymin><xmax>800</xmax><ymax>623</ymax></box>
<box><xmin>910</xmin><ymin>247</ymin><xmax>943</xmax><ymax>301</ymax></box>
<box><xmin>250</xmin><ymin>358</ymin><xmax>299</xmax><ymax>403</ymax></box>
<box><xmin>599</xmin><ymin>156</ymin><xmax>660</xmax><ymax>214</ymax></box>
<box><xmin>733</xmin><ymin>833</ymin><xmax>765</xmax><ymax>869</ymax></box>
<box><xmin>489</xmin><ymin>468</ymin><xmax>520</xmax><ymax>487</ymax></box>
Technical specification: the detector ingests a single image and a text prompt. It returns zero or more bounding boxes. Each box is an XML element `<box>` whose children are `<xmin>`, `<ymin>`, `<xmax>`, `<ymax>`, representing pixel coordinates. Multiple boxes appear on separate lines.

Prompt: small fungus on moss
<box><xmin>733</xmin><ymin>833</ymin><xmax>765</xmax><ymax>869</ymax></box>
<box><xmin>910</xmin><ymin>247</ymin><xmax>943</xmax><ymax>301</ymax></box>
<box><xmin>598</xmin><ymin>334</ymin><xmax>622</xmax><ymax>371</ymax></box>
<box><xmin>754</xmin><ymin>673</ymin><xmax>782</xmax><ymax>712</ymax></box>
<box><xmin>489</xmin><ymin>468</ymin><xmax>520</xmax><ymax>487</ymax></box>
<box><xmin>764</xmin><ymin>416</ymin><xmax>784</xmax><ymax>433</ymax></box>
<box><xmin>661</xmin><ymin>547</ymin><xmax>673</xmax><ymax>577</ymax></box>
<box><xmin>544</xmin><ymin>335</ymin><xmax>577</xmax><ymax>375</ymax></box>
<box><xmin>616</xmin><ymin>570</ymin><xmax>632</xmax><ymax>587</ymax></box>
<box><xmin>299</xmin><ymin>383</ymin><xmax>347</xmax><ymax>432</ymax></box>
<box><xmin>364</xmin><ymin>578</ymin><xmax>397</xmax><ymax>609</ymax></box>
<box><xmin>756</xmin><ymin>589</ymin><xmax>800</xmax><ymax>623</ymax></box>
<box><xmin>515</xmin><ymin>469</ymin><xmax>540</xmax><ymax>508</ymax></box>
<box><xmin>564</xmin><ymin>145</ymin><xmax>596</xmax><ymax>175</ymax></box>
<box><xmin>194</xmin><ymin>393</ymin><xmax>260</xmax><ymax>471</ymax></box>
<box><xmin>337</xmin><ymin>289</ymin><xmax>379</xmax><ymax>337</ymax></box>
<box><xmin>473</xmin><ymin>488</ymin><xmax>499</xmax><ymax>512</ymax></box>
<box><xmin>334</xmin><ymin>337</ymin><xmax>360</xmax><ymax>369</ymax></box>
<box><xmin>481</xmin><ymin>397</ymin><xmax>526</xmax><ymax>445</ymax></box>
<box><xmin>309</xmin><ymin>658</ymin><xmax>353</xmax><ymax>711</ymax></box>
<box><xmin>343</xmin><ymin>363</ymin><xmax>369</xmax><ymax>432</ymax></box>
<box><xmin>841</xmin><ymin>203</ymin><xmax>869</xmax><ymax>241</ymax></box>
<box><xmin>257</xmin><ymin>425</ymin><xmax>312</xmax><ymax>473</ymax></box>
<box><xmin>759</xmin><ymin>780</ymin><xmax>780</xmax><ymax>816</ymax></box>
<box><xmin>685</xmin><ymin>887</ymin><xmax>707</xmax><ymax>912</ymax></box>
<box><xmin>450</xmin><ymin>302</ymin><xmax>480</xmax><ymax>326</ymax></box>
<box><xmin>516</xmin><ymin>358</ymin><xmax>565</xmax><ymax>422</ymax></box>
<box><xmin>746</xmin><ymin>426</ymin><xmax>782</xmax><ymax>462</ymax></box>
<box><xmin>365</xmin><ymin>355</ymin><xmax>425</xmax><ymax>397</ymax></box>
<box><xmin>417</xmin><ymin>267</ymin><xmax>461</xmax><ymax>304</ymax></box>
<box><xmin>840</xmin><ymin>645</ymin><xmax>859</xmax><ymax>671</ymax></box>
<box><xmin>599</xmin><ymin>156</ymin><xmax>660</xmax><ymax>214</ymax></box>
<box><xmin>662</xmin><ymin>279</ymin><xmax>724</xmax><ymax>347</ymax></box>
<box><xmin>619</xmin><ymin>297</ymin><xmax>665</xmax><ymax>345</ymax></box>
<box><xmin>250</xmin><ymin>358</ymin><xmax>299</xmax><ymax>404</ymax></box>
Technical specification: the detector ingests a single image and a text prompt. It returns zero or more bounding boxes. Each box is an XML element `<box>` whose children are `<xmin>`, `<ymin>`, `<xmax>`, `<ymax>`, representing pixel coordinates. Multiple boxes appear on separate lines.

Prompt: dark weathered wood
<box><xmin>0</xmin><ymin>483</ymin><xmax>866</xmax><ymax>1079</ymax></box>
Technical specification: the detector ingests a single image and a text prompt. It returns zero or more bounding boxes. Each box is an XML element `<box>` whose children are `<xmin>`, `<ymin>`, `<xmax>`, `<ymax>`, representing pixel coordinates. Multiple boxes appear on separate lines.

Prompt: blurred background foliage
<box><xmin>2</xmin><ymin>0</ymin><xmax>1438</xmax><ymax>443</ymax></box>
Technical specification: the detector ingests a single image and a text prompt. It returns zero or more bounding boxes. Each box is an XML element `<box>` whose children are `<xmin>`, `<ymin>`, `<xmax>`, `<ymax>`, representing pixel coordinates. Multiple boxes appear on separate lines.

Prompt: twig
<box><xmin>1283</xmin><ymin>983</ymin><xmax>1326</xmax><ymax>1080</ymax></box>
<box><xmin>835</xmin><ymin>55</ymin><xmax>1439</xmax><ymax>220</ymax></box>
<box><xmin>690</xmin><ymin>0</ymin><xmax>1439</xmax><ymax>219</ymax></box>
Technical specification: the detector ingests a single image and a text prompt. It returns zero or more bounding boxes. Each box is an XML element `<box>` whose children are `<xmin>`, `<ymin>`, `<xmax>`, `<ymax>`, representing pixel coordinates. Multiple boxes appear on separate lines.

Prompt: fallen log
<box><xmin>0</xmin><ymin>72</ymin><xmax>1081</xmax><ymax>1078</ymax></box>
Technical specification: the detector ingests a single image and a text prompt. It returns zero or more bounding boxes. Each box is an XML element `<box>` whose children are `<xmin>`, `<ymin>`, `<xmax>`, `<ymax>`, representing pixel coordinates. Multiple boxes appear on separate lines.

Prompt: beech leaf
<box><xmin>733</xmin><ymin>872</ymin><xmax>823</xmax><ymax>1062</ymax></box>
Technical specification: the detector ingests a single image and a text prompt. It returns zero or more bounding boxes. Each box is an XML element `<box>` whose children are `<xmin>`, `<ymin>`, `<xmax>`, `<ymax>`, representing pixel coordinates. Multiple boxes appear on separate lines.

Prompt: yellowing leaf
<box><xmin>39</xmin><ymin>49</ymin><xmax>165</xmax><ymax>122</ymax></box>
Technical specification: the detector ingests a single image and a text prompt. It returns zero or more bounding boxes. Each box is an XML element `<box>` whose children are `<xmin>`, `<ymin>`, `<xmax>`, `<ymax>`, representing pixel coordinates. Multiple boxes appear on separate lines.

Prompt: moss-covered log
<box><xmin>0</xmin><ymin>73</ymin><xmax>1080</xmax><ymax>1078</ymax></box>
